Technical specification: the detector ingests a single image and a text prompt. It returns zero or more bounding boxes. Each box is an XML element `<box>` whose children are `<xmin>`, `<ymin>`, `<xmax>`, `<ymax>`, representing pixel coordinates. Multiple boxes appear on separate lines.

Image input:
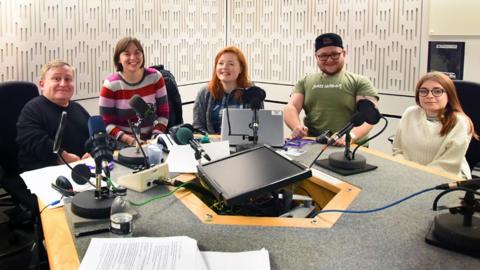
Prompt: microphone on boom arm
<box><xmin>315</xmin><ymin>99</ymin><xmax>381</xmax><ymax>175</ymax></box>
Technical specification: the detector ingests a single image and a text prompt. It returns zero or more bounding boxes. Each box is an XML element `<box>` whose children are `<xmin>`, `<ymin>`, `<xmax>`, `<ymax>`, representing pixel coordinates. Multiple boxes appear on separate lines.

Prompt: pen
<box><xmin>75</xmin><ymin>228</ymin><xmax>110</xmax><ymax>238</ymax></box>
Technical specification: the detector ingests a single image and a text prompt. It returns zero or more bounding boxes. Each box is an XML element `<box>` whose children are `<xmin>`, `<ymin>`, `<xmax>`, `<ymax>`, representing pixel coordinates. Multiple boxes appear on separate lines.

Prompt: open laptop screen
<box><xmin>220</xmin><ymin>109</ymin><xmax>284</xmax><ymax>147</ymax></box>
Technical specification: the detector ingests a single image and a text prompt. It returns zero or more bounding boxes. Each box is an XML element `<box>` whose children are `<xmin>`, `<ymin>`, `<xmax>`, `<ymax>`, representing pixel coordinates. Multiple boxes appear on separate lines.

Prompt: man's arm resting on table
<box><xmin>284</xmin><ymin>93</ymin><xmax>308</xmax><ymax>138</ymax></box>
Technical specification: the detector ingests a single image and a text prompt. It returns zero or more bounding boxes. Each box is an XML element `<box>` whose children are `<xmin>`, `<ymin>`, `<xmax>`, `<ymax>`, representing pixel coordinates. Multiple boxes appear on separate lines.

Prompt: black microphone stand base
<box><xmin>71</xmin><ymin>190</ymin><xmax>114</xmax><ymax>219</ymax></box>
<box><xmin>425</xmin><ymin>213</ymin><xmax>480</xmax><ymax>258</ymax></box>
<box><xmin>118</xmin><ymin>146</ymin><xmax>148</xmax><ymax>166</ymax></box>
<box><xmin>315</xmin><ymin>152</ymin><xmax>377</xmax><ymax>176</ymax></box>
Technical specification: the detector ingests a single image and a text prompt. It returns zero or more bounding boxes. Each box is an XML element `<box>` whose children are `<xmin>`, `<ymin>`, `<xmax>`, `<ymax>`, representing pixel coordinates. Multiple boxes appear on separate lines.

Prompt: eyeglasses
<box><xmin>418</xmin><ymin>88</ymin><xmax>445</xmax><ymax>97</ymax></box>
<box><xmin>316</xmin><ymin>51</ymin><xmax>343</xmax><ymax>61</ymax></box>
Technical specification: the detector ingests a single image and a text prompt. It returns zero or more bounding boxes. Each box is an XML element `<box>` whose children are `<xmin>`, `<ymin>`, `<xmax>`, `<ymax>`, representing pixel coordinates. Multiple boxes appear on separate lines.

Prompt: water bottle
<box><xmin>110</xmin><ymin>186</ymin><xmax>133</xmax><ymax>237</ymax></box>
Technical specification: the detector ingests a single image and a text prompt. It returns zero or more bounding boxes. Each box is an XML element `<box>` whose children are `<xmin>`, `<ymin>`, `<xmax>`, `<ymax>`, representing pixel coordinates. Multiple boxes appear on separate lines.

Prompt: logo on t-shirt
<box><xmin>313</xmin><ymin>83</ymin><xmax>342</xmax><ymax>89</ymax></box>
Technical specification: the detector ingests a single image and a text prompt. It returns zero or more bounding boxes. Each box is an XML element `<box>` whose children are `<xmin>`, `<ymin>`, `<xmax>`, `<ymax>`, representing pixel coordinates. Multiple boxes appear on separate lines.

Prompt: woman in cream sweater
<box><xmin>393</xmin><ymin>72</ymin><xmax>478</xmax><ymax>179</ymax></box>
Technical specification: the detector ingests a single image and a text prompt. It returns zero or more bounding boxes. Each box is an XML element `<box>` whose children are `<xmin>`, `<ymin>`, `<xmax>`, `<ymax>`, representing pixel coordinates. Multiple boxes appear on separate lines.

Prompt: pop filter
<box><xmin>357</xmin><ymin>99</ymin><xmax>380</xmax><ymax>125</ymax></box>
<box><xmin>243</xmin><ymin>86</ymin><xmax>266</xmax><ymax>110</ymax></box>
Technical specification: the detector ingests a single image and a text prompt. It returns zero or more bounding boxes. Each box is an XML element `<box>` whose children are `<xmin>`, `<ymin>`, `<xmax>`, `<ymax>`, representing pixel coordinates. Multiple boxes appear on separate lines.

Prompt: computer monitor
<box><xmin>197</xmin><ymin>145</ymin><xmax>312</xmax><ymax>206</ymax></box>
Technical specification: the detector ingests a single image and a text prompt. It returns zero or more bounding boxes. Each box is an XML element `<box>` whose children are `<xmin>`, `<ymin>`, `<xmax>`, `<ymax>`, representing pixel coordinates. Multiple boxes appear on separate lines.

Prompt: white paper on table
<box><xmin>78</xmin><ymin>236</ymin><xmax>207</xmax><ymax>270</ymax></box>
<box><xmin>201</xmin><ymin>248</ymin><xmax>270</xmax><ymax>270</ymax></box>
<box><xmin>166</xmin><ymin>141</ymin><xmax>230</xmax><ymax>173</ymax></box>
<box><xmin>21</xmin><ymin>161</ymin><xmax>95</xmax><ymax>208</ymax></box>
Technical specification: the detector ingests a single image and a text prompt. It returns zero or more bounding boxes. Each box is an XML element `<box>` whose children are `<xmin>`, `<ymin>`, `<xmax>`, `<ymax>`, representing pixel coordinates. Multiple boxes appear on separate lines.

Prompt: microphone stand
<box><xmin>117</xmin><ymin>119</ymin><xmax>149</xmax><ymax>168</ymax></box>
<box><xmin>426</xmin><ymin>187</ymin><xmax>480</xmax><ymax>256</ymax></box>
<box><xmin>315</xmin><ymin>125</ymin><xmax>377</xmax><ymax>175</ymax></box>
<box><xmin>251</xmin><ymin>108</ymin><xmax>259</xmax><ymax>145</ymax></box>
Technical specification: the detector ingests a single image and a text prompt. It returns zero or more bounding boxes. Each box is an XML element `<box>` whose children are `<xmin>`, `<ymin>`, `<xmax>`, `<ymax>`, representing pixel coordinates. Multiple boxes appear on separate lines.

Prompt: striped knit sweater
<box><xmin>99</xmin><ymin>68</ymin><xmax>169</xmax><ymax>140</ymax></box>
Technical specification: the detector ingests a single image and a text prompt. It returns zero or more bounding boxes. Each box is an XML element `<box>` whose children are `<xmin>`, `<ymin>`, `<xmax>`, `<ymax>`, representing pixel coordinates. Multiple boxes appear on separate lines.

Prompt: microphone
<box><xmin>53</xmin><ymin>111</ymin><xmax>68</xmax><ymax>154</ymax></box>
<box><xmin>435</xmin><ymin>179</ymin><xmax>480</xmax><ymax>190</ymax></box>
<box><xmin>174</xmin><ymin>127</ymin><xmax>211</xmax><ymax>161</ymax></box>
<box><xmin>356</xmin><ymin>99</ymin><xmax>380</xmax><ymax>125</ymax></box>
<box><xmin>71</xmin><ymin>164</ymin><xmax>94</xmax><ymax>185</ymax></box>
<box><xmin>243</xmin><ymin>86</ymin><xmax>266</xmax><ymax>110</ymax></box>
<box><xmin>128</xmin><ymin>95</ymin><xmax>157</xmax><ymax>124</ymax></box>
<box><xmin>327</xmin><ymin>112</ymin><xmax>365</xmax><ymax>145</ymax></box>
<box><xmin>85</xmin><ymin>116</ymin><xmax>113</xmax><ymax>175</ymax></box>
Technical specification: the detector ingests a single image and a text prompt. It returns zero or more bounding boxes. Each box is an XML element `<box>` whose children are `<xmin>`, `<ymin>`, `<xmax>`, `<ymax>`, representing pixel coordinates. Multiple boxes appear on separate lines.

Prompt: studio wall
<box><xmin>0</xmin><ymin>0</ymin><xmax>225</xmax><ymax>98</ymax></box>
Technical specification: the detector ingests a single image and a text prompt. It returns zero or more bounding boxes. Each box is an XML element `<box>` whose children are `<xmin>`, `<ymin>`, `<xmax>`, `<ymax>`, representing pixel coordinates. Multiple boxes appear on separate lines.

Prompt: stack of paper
<box><xmin>79</xmin><ymin>236</ymin><xmax>270</xmax><ymax>270</ymax></box>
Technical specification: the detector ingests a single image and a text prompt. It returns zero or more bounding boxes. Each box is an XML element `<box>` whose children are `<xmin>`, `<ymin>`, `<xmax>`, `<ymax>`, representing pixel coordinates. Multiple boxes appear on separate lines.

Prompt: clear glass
<box><xmin>110</xmin><ymin>192</ymin><xmax>133</xmax><ymax>237</ymax></box>
<box><xmin>147</xmin><ymin>144</ymin><xmax>163</xmax><ymax>165</ymax></box>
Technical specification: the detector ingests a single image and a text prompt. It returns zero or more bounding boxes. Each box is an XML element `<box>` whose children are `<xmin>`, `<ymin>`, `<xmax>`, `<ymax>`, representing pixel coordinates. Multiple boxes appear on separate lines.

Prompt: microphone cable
<box><xmin>318</xmin><ymin>187</ymin><xmax>436</xmax><ymax>214</ymax></box>
<box><xmin>432</xmin><ymin>187</ymin><xmax>480</xmax><ymax>211</ymax></box>
<box><xmin>39</xmin><ymin>196</ymin><xmax>64</xmax><ymax>214</ymax></box>
<box><xmin>351</xmin><ymin>115</ymin><xmax>388</xmax><ymax>159</ymax></box>
<box><xmin>127</xmin><ymin>181</ymin><xmax>189</xmax><ymax>207</ymax></box>
<box><xmin>56</xmin><ymin>152</ymin><xmax>95</xmax><ymax>187</ymax></box>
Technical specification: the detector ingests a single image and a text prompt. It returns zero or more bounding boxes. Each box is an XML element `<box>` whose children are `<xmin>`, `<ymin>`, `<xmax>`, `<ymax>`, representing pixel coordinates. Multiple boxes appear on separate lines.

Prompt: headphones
<box><xmin>51</xmin><ymin>175</ymin><xmax>76</xmax><ymax>197</ymax></box>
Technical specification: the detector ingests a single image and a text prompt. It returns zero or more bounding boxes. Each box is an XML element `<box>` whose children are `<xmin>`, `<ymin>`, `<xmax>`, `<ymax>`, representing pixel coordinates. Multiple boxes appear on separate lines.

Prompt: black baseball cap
<box><xmin>315</xmin><ymin>33</ymin><xmax>343</xmax><ymax>51</ymax></box>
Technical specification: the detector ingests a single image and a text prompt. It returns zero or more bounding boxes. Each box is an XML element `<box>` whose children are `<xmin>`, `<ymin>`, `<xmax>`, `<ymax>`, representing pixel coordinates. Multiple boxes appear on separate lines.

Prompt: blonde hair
<box><xmin>39</xmin><ymin>60</ymin><xmax>73</xmax><ymax>80</ymax></box>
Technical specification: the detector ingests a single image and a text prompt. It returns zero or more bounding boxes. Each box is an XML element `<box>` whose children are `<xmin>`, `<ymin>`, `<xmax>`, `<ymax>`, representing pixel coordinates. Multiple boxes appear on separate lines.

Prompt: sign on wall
<box><xmin>427</xmin><ymin>41</ymin><xmax>465</xmax><ymax>80</ymax></box>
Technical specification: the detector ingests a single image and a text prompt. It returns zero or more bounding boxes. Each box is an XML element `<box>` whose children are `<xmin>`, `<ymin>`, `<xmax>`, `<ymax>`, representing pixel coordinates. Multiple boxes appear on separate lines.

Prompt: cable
<box><xmin>128</xmin><ymin>182</ymin><xmax>189</xmax><ymax>207</ymax></box>
<box><xmin>57</xmin><ymin>152</ymin><xmax>95</xmax><ymax>187</ymax></box>
<box><xmin>318</xmin><ymin>187</ymin><xmax>436</xmax><ymax>214</ymax></box>
<box><xmin>39</xmin><ymin>196</ymin><xmax>63</xmax><ymax>214</ymax></box>
<box><xmin>432</xmin><ymin>187</ymin><xmax>480</xmax><ymax>211</ymax></box>
<box><xmin>352</xmin><ymin>115</ymin><xmax>388</xmax><ymax>159</ymax></box>
<box><xmin>309</xmin><ymin>143</ymin><xmax>329</xmax><ymax>168</ymax></box>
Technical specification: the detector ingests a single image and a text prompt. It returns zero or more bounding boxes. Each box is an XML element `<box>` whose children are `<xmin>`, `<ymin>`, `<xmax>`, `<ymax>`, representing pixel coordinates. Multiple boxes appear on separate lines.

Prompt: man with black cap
<box><xmin>284</xmin><ymin>33</ymin><xmax>379</xmax><ymax>146</ymax></box>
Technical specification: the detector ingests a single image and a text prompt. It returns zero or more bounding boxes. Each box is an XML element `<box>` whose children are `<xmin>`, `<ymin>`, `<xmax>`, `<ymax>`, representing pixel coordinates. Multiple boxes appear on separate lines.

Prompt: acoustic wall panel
<box><xmin>0</xmin><ymin>0</ymin><xmax>225</xmax><ymax>99</ymax></box>
<box><xmin>228</xmin><ymin>0</ymin><xmax>423</xmax><ymax>95</ymax></box>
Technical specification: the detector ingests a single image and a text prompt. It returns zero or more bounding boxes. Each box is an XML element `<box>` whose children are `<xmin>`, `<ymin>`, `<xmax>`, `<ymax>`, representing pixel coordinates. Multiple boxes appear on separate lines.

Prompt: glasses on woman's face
<box><xmin>418</xmin><ymin>87</ymin><xmax>445</xmax><ymax>97</ymax></box>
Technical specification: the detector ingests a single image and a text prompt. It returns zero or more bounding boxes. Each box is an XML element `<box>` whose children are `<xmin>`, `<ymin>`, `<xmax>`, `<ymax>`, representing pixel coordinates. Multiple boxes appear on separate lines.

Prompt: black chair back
<box><xmin>150</xmin><ymin>65</ymin><xmax>184</xmax><ymax>131</ymax></box>
<box><xmin>453</xmin><ymin>80</ymin><xmax>480</xmax><ymax>171</ymax></box>
<box><xmin>0</xmin><ymin>81</ymin><xmax>39</xmax><ymax>174</ymax></box>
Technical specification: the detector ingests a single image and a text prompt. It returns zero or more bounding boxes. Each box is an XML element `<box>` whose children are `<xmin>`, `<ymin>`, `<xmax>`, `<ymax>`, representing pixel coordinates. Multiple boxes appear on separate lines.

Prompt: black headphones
<box><xmin>51</xmin><ymin>176</ymin><xmax>76</xmax><ymax>197</ymax></box>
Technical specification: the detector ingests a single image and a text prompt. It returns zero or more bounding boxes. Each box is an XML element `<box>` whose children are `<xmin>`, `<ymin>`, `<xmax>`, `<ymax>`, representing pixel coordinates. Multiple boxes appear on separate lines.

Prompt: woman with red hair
<box><xmin>193</xmin><ymin>46</ymin><xmax>255</xmax><ymax>134</ymax></box>
<box><xmin>393</xmin><ymin>72</ymin><xmax>478</xmax><ymax>178</ymax></box>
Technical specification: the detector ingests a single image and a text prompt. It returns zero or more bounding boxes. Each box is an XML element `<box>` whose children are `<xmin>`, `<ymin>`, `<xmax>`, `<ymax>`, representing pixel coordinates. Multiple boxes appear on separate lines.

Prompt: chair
<box><xmin>0</xmin><ymin>81</ymin><xmax>43</xmax><ymax>268</ymax></box>
<box><xmin>150</xmin><ymin>65</ymin><xmax>184</xmax><ymax>131</ymax></box>
<box><xmin>0</xmin><ymin>81</ymin><xmax>40</xmax><ymax>175</ymax></box>
<box><xmin>453</xmin><ymin>80</ymin><xmax>480</xmax><ymax>172</ymax></box>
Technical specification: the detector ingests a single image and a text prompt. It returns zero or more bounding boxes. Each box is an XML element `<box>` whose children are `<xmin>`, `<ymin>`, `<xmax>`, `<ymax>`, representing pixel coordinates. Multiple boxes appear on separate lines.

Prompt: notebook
<box><xmin>220</xmin><ymin>109</ymin><xmax>284</xmax><ymax>147</ymax></box>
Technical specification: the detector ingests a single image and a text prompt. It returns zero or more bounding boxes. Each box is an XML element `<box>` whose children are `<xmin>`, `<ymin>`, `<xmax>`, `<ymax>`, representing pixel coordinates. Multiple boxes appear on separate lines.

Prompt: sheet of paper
<box><xmin>166</xmin><ymin>141</ymin><xmax>230</xmax><ymax>173</ymax></box>
<box><xmin>78</xmin><ymin>236</ymin><xmax>207</xmax><ymax>270</ymax></box>
<box><xmin>21</xmin><ymin>162</ymin><xmax>93</xmax><ymax>207</ymax></box>
<box><xmin>201</xmin><ymin>248</ymin><xmax>270</xmax><ymax>270</ymax></box>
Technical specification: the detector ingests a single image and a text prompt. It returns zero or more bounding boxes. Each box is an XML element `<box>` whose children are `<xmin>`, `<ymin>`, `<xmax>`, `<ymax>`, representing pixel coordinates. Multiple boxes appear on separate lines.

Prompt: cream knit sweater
<box><xmin>392</xmin><ymin>105</ymin><xmax>471</xmax><ymax>179</ymax></box>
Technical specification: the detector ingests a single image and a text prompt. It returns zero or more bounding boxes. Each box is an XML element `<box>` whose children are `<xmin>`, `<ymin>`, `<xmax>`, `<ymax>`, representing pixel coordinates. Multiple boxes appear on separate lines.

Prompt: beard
<box><xmin>319</xmin><ymin>62</ymin><xmax>344</xmax><ymax>75</ymax></box>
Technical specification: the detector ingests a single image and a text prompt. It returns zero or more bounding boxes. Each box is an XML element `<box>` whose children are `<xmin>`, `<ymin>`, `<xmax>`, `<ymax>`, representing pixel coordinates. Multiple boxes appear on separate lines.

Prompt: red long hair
<box><xmin>207</xmin><ymin>46</ymin><xmax>252</xmax><ymax>100</ymax></box>
<box><xmin>415</xmin><ymin>72</ymin><xmax>478</xmax><ymax>139</ymax></box>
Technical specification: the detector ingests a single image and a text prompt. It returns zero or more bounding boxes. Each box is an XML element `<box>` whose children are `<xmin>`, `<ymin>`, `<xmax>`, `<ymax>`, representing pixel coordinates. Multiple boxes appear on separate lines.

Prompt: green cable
<box><xmin>128</xmin><ymin>182</ymin><xmax>189</xmax><ymax>207</ymax></box>
<box><xmin>107</xmin><ymin>177</ymin><xmax>117</xmax><ymax>192</ymax></box>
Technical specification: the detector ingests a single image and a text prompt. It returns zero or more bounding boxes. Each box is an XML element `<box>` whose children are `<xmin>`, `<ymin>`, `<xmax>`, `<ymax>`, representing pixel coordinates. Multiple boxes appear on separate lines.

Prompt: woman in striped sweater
<box><xmin>99</xmin><ymin>37</ymin><xmax>169</xmax><ymax>145</ymax></box>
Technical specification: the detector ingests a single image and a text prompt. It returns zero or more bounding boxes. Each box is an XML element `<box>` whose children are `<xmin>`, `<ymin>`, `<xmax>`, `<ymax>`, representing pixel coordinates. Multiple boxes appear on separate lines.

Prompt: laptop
<box><xmin>220</xmin><ymin>109</ymin><xmax>285</xmax><ymax>147</ymax></box>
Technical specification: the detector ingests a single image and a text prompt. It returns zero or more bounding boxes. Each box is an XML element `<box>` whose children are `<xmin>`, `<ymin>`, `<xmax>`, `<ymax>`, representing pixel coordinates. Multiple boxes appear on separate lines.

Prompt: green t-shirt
<box><xmin>293</xmin><ymin>70</ymin><xmax>378</xmax><ymax>136</ymax></box>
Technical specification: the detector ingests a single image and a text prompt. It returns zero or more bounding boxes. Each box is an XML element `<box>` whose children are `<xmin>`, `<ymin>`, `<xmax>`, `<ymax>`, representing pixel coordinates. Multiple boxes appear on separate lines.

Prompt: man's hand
<box><xmin>58</xmin><ymin>151</ymin><xmax>81</xmax><ymax>164</ymax></box>
<box><xmin>291</xmin><ymin>125</ymin><xmax>308</xmax><ymax>139</ymax></box>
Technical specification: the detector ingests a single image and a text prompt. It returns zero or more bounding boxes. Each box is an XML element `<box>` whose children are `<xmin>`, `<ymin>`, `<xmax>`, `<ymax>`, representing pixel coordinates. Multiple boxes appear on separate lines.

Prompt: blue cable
<box><xmin>319</xmin><ymin>187</ymin><xmax>436</xmax><ymax>214</ymax></box>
